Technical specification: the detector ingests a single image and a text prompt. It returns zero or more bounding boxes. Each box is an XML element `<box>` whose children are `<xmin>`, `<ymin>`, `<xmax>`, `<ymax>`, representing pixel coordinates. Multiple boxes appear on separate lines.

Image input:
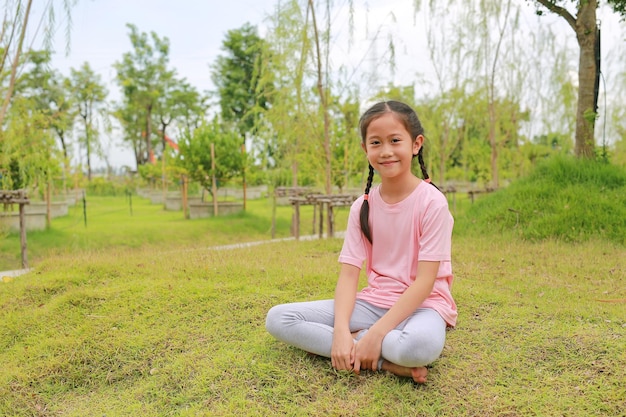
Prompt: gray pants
<box><xmin>265</xmin><ymin>299</ymin><xmax>447</xmax><ymax>369</ymax></box>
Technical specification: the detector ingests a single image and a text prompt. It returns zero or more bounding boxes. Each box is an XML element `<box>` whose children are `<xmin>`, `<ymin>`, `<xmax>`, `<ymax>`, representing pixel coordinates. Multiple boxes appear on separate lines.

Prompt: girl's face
<box><xmin>362</xmin><ymin>113</ymin><xmax>423</xmax><ymax>181</ymax></box>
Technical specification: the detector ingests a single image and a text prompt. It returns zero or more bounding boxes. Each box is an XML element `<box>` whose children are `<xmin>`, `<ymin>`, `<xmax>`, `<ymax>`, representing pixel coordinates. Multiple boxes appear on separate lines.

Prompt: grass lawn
<box><xmin>0</xmin><ymin>194</ymin><xmax>624</xmax><ymax>416</ymax></box>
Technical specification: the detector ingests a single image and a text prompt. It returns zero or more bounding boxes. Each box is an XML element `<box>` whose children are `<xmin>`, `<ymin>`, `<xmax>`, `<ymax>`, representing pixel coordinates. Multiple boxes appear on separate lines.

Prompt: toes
<box><xmin>411</xmin><ymin>367</ymin><xmax>428</xmax><ymax>384</ymax></box>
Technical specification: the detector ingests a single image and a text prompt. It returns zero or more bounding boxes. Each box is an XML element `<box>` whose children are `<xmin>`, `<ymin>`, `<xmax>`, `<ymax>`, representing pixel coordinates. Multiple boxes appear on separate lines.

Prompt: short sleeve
<box><xmin>417</xmin><ymin>193</ymin><xmax>453</xmax><ymax>261</ymax></box>
<box><xmin>338</xmin><ymin>197</ymin><xmax>368</xmax><ymax>268</ymax></box>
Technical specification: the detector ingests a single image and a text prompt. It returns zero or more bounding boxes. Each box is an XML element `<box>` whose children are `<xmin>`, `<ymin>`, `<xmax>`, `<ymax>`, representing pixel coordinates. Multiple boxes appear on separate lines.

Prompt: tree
<box><xmin>114</xmin><ymin>24</ymin><xmax>173</xmax><ymax>167</ymax></box>
<box><xmin>307</xmin><ymin>0</ymin><xmax>334</xmax><ymax>195</ymax></box>
<box><xmin>177</xmin><ymin>118</ymin><xmax>243</xmax><ymax>194</ymax></box>
<box><xmin>68</xmin><ymin>62</ymin><xmax>108</xmax><ymax>181</ymax></box>
<box><xmin>261</xmin><ymin>1</ymin><xmax>314</xmax><ymax>188</ymax></box>
<box><xmin>12</xmin><ymin>49</ymin><xmax>75</xmax><ymax>192</ymax></box>
<box><xmin>212</xmin><ymin>23</ymin><xmax>272</xmax><ymax>207</ymax></box>
<box><xmin>154</xmin><ymin>78</ymin><xmax>205</xmax><ymax>151</ymax></box>
<box><xmin>0</xmin><ymin>0</ymin><xmax>75</xmax><ymax>128</ymax></box>
<box><xmin>531</xmin><ymin>0</ymin><xmax>626</xmax><ymax>158</ymax></box>
<box><xmin>1</xmin><ymin>0</ymin><xmax>75</xmax><ymax>190</ymax></box>
<box><xmin>212</xmin><ymin>23</ymin><xmax>270</xmax><ymax>138</ymax></box>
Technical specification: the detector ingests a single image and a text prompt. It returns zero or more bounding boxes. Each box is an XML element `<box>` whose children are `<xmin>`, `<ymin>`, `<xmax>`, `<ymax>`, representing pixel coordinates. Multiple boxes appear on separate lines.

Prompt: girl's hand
<box><xmin>331</xmin><ymin>329</ymin><xmax>355</xmax><ymax>371</ymax></box>
<box><xmin>353</xmin><ymin>329</ymin><xmax>384</xmax><ymax>374</ymax></box>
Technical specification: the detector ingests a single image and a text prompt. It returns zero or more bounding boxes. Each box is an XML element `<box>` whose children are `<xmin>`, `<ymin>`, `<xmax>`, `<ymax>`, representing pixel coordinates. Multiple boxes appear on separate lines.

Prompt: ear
<box><xmin>361</xmin><ymin>142</ymin><xmax>367</xmax><ymax>154</ymax></box>
<box><xmin>413</xmin><ymin>135</ymin><xmax>424</xmax><ymax>156</ymax></box>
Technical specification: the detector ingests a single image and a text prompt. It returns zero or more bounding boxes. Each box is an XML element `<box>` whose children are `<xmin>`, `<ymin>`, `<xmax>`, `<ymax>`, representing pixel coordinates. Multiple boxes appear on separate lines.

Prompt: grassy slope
<box><xmin>1</xmin><ymin>161</ymin><xmax>625</xmax><ymax>416</ymax></box>
<box><xmin>0</xmin><ymin>236</ymin><xmax>624</xmax><ymax>416</ymax></box>
<box><xmin>459</xmin><ymin>156</ymin><xmax>626</xmax><ymax>244</ymax></box>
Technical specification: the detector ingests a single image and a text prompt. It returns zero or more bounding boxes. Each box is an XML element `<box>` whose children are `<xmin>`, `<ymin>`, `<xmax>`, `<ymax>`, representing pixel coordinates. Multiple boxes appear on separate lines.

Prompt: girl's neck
<box><xmin>379</xmin><ymin>174</ymin><xmax>421</xmax><ymax>204</ymax></box>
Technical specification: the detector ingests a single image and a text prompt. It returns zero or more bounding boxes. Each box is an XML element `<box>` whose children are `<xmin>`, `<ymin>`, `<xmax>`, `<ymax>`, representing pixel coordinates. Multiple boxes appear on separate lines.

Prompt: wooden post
<box><xmin>19</xmin><ymin>201</ymin><xmax>28</xmax><ymax>269</ymax></box>
<box><xmin>2</xmin><ymin>190</ymin><xmax>30</xmax><ymax>269</ymax></box>
<box><xmin>312</xmin><ymin>201</ymin><xmax>316</xmax><ymax>235</ymax></box>
<box><xmin>45</xmin><ymin>178</ymin><xmax>51</xmax><ymax>229</ymax></box>
<box><xmin>241</xmin><ymin>142</ymin><xmax>247</xmax><ymax>211</ymax></box>
<box><xmin>181</xmin><ymin>175</ymin><xmax>189</xmax><ymax>219</ymax></box>
<box><xmin>271</xmin><ymin>186</ymin><xmax>276</xmax><ymax>239</ymax></box>
<box><xmin>162</xmin><ymin>146</ymin><xmax>167</xmax><ymax>209</ymax></box>
<box><xmin>327</xmin><ymin>201</ymin><xmax>334</xmax><ymax>238</ymax></box>
<box><xmin>318</xmin><ymin>199</ymin><xmax>324</xmax><ymax>238</ymax></box>
<box><xmin>293</xmin><ymin>200</ymin><xmax>300</xmax><ymax>240</ymax></box>
<box><xmin>211</xmin><ymin>143</ymin><xmax>218</xmax><ymax>216</ymax></box>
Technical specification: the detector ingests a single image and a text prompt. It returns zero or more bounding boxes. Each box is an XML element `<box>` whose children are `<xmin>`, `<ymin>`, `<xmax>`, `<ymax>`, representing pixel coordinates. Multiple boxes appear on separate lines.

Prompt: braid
<box><xmin>417</xmin><ymin>147</ymin><xmax>440</xmax><ymax>191</ymax></box>
<box><xmin>359</xmin><ymin>164</ymin><xmax>374</xmax><ymax>243</ymax></box>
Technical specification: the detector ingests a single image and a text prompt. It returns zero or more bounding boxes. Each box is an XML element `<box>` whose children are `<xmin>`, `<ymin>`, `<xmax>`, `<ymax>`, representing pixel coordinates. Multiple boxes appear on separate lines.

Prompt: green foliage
<box><xmin>458</xmin><ymin>155</ymin><xmax>626</xmax><ymax>243</ymax></box>
<box><xmin>0</xmin><ymin>49</ymin><xmax>68</xmax><ymax>190</ymax></box>
<box><xmin>113</xmin><ymin>24</ymin><xmax>173</xmax><ymax>167</ymax></box>
<box><xmin>68</xmin><ymin>62</ymin><xmax>108</xmax><ymax>179</ymax></box>
<box><xmin>212</xmin><ymin>23</ymin><xmax>271</xmax><ymax>137</ymax></box>
<box><xmin>84</xmin><ymin>177</ymin><xmax>134</xmax><ymax>197</ymax></box>
<box><xmin>176</xmin><ymin>119</ymin><xmax>243</xmax><ymax>191</ymax></box>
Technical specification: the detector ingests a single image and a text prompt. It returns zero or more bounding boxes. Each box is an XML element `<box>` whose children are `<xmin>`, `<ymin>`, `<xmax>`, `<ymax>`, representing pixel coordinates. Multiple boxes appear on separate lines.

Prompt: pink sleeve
<box><xmin>418</xmin><ymin>195</ymin><xmax>453</xmax><ymax>261</ymax></box>
<box><xmin>338</xmin><ymin>197</ymin><xmax>368</xmax><ymax>269</ymax></box>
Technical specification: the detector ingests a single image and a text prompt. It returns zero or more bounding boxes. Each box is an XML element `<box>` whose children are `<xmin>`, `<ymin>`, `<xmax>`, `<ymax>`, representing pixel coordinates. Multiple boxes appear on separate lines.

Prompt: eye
<box><xmin>369</xmin><ymin>139</ymin><xmax>381</xmax><ymax>146</ymax></box>
<box><xmin>391</xmin><ymin>137</ymin><xmax>401</xmax><ymax>143</ymax></box>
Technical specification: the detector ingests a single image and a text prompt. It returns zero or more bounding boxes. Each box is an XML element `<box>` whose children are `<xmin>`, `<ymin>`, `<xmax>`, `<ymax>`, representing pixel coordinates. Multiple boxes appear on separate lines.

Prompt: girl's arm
<box><xmin>353</xmin><ymin>260</ymin><xmax>439</xmax><ymax>373</ymax></box>
<box><xmin>331</xmin><ymin>263</ymin><xmax>360</xmax><ymax>371</ymax></box>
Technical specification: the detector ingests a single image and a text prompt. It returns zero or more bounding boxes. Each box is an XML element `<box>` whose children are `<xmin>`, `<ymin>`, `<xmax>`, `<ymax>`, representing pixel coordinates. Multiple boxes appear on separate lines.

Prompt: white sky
<box><xmin>48</xmin><ymin>0</ymin><xmax>276</xmax><ymax>96</ymax></box>
<box><xmin>30</xmin><ymin>0</ymin><xmax>625</xmax><ymax>169</ymax></box>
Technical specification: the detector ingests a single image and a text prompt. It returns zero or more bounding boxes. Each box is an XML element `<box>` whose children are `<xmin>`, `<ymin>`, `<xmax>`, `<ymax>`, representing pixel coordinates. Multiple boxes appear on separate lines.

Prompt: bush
<box><xmin>84</xmin><ymin>177</ymin><xmax>135</xmax><ymax>197</ymax></box>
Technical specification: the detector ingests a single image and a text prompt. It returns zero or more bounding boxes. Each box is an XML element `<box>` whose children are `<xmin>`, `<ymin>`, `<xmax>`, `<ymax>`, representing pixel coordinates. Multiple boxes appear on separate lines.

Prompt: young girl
<box><xmin>265</xmin><ymin>100</ymin><xmax>456</xmax><ymax>384</ymax></box>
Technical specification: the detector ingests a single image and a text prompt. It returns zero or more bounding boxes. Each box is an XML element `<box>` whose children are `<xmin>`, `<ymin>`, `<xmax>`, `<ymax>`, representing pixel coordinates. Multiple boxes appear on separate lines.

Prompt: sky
<box><xmin>41</xmin><ymin>0</ymin><xmax>279</xmax><ymax>168</ymax></box>
<box><xmin>30</xmin><ymin>0</ymin><xmax>625</xmax><ymax>169</ymax></box>
<box><xmin>49</xmin><ymin>0</ymin><xmax>277</xmax><ymax>97</ymax></box>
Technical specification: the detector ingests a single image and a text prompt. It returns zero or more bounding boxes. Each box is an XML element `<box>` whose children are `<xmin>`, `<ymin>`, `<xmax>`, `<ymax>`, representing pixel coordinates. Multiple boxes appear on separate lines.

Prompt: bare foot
<box><xmin>381</xmin><ymin>360</ymin><xmax>428</xmax><ymax>384</ymax></box>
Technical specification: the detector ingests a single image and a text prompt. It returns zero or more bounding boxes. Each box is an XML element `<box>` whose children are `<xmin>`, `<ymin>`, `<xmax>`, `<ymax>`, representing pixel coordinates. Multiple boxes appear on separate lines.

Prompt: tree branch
<box><xmin>534</xmin><ymin>0</ymin><xmax>577</xmax><ymax>32</ymax></box>
<box><xmin>0</xmin><ymin>0</ymin><xmax>33</xmax><ymax>127</ymax></box>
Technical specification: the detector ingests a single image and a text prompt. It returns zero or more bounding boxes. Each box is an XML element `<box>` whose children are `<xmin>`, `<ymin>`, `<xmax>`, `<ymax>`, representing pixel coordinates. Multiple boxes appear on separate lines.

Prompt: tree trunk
<box><xmin>489</xmin><ymin>101</ymin><xmax>498</xmax><ymax>188</ymax></box>
<box><xmin>574</xmin><ymin>0</ymin><xmax>597</xmax><ymax>158</ymax></box>
<box><xmin>309</xmin><ymin>0</ymin><xmax>332</xmax><ymax>195</ymax></box>
<box><xmin>534</xmin><ymin>0</ymin><xmax>598</xmax><ymax>158</ymax></box>
<box><xmin>146</xmin><ymin>103</ymin><xmax>153</xmax><ymax>163</ymax></box>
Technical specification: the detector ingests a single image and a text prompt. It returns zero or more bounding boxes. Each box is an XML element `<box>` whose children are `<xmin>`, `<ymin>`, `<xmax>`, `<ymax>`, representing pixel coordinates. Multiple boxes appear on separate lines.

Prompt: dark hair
<box><xmin>358</xmin><ymin>100</ymin><xmax>437</xmax><ymax>243</ymax></box>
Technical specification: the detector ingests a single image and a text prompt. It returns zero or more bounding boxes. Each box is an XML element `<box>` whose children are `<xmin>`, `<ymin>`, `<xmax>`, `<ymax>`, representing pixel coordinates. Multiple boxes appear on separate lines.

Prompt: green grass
<box><xmin>1</xmin><ymin>171</ymin><xmax>625</xmax><ymax>416</ymax></box>
<box><xmin>458</xmin><ymin>156</ymin><xmax>626</xmax><ymax>244</ymax></box>
<box><xmin>1</xmin><ymin>194</ymin><xmax>342</xmax><ymax>271</ymax></box>
<box><xmin>1</xmin><ymin>234</ymin><xmax>624</xmax><ymax>416</ymax></box>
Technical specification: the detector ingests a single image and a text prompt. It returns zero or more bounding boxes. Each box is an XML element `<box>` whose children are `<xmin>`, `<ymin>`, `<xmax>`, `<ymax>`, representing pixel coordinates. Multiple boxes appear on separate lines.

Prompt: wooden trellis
<box><xmin>289</xmin><ymin>193</ymin><xmax>357</xmax><ymax>240</ymax></box>
<box><xmin>0</xmin><ymin>190</ymin><xmax>30</xmax><ymax>268</ymax></box>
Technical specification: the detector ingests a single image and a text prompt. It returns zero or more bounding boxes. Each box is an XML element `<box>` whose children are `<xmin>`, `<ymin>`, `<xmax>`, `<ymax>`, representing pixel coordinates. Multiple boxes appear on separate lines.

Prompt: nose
<box><xmin>380</xmin><ymin>143</ymin><xmax>393</xmax><ymax>157</ymax></box>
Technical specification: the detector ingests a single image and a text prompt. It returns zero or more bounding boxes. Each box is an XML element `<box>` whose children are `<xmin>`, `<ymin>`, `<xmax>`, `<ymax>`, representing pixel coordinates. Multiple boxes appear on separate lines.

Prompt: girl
<box><xmin>265</xmin><ymin>100</ymin><xmax>456</xmax><ymax>384</ymax></box>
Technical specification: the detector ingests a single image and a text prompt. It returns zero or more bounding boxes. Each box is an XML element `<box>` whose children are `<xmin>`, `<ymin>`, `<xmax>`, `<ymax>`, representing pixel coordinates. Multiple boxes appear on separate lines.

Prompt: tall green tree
<box><xmin>212</xmin><ymin>23</ymin><xmax>272</xmax><ymax>206</ymax></box>
<box><xmin>531</xmin><ymin>0</ymin><xmax>626</xmax><ymax>158</ymax></box>
<box><xmin>0</xmin><ymin>0</ymin><xmax>75</xmax><ymax>128</ymax></box>
<box><xmin>211</xmin><ymin>23</ymin><xmax>270</xmax><ymax>139</ymax></box>
<box><xmin>12</xmin><ymin>49</ymin><xmax>75</xmax><ymax>192</ymax></box>
<box><xmin>1</xmin><ymin>50</ymin><xmax>62</xmax><ymax>190</ymax></box>
<box><xmin>260</xmin><ymin>1</ymin><xmax>314</xmax><ymax>187</ymax></box>
<box><xmin>114</xmin><ymin>24</ymin><xmax>173</xmax><ymax>167</ymax></box>
<box><xmin>68</xmin><ymin>62</ymin><xmax>107</xmax><ymax>181</ymax></box>
<box><xmin>1</xmin><ymin>0</ymin><xmax>75</xmax><ymax>189</ymax></box>
<box><xmin>15</xmin><ymin>50</ymin><xmax>75</xmax><ymax>161</ymax></box>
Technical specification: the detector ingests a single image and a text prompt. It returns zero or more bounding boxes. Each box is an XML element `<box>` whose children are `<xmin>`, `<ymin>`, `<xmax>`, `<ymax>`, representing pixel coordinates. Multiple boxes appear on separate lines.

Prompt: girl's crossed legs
<box><xmin>265</xmin><ymin>299</ymin><xmax>446</xmax><ymax>383</ymax></box>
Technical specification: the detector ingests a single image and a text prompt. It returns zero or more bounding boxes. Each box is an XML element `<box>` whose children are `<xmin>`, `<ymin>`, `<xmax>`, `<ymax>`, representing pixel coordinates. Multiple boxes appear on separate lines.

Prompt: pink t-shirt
<box><xmin>338</xmin><ymin>182</ymin><xmax>457</xmax><ymax>327</ymax></box>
